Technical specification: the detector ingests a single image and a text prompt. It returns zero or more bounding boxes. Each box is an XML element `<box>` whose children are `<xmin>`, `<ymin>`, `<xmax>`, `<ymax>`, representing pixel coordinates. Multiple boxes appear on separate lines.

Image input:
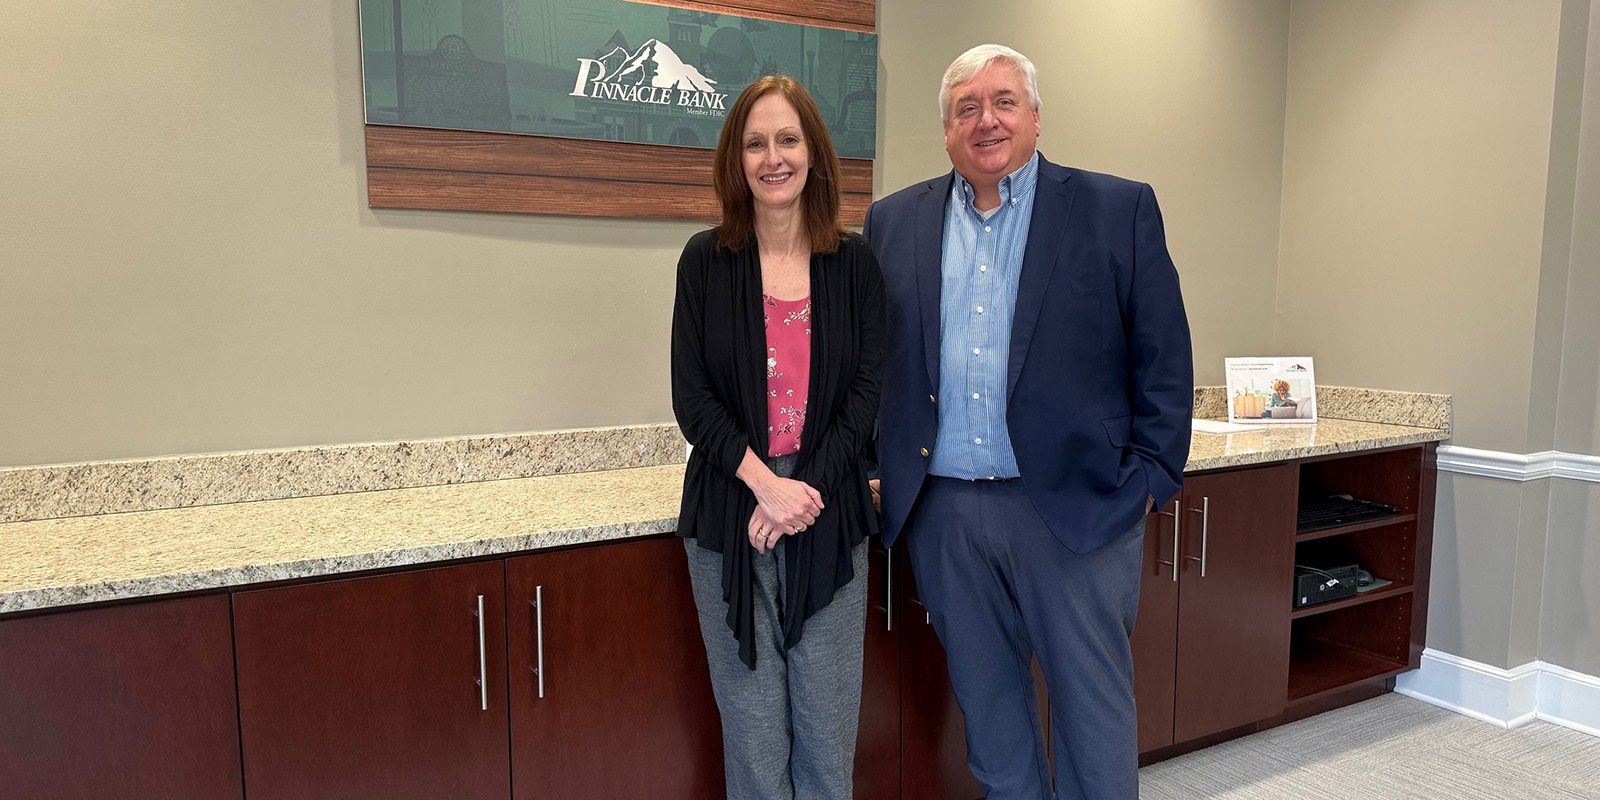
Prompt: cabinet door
<box><xmin>505</xmin><ymin>537</ymin><xmax>723</xmax><ymax>800</ymax></box>
<box><xmin>853</xmin><ymin>540</ymin><xmax>902</xmax><ymax>800</ymax></box>
<box><xmin>234</xmin><ymin>562</ymin><xmax>510</xmax><ymax>800</ymax></box>
<box><xmin>1172</xmin><ymin>466</ymin><xmax>1297</xmax><ymax>742</ymax></box>
<box><xmin>1132</xmin><ymin>502</ymin><xmax>1181</xmax><ymax>753</ymax></box>
<box><xmin>0</xmin><ymin>595</ymin><xmax>243</xmax><ymax>800</ymax></box>
<box><xmin>900</xmin><ymin>545</ymin><xmax>984</xmax><ymax>800</ymax></box>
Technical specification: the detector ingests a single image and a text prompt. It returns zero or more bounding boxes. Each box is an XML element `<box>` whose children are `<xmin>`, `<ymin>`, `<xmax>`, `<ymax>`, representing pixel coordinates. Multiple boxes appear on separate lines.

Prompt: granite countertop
<box><xmin>0</xmin><ymin>465</ymin><xmax>686</xmax><ymax>615</ymax></box>
<box><xmin>0</xmin><ymin>416</ymin><xmax>1447</xmax><ymax>617</ymax></box>
<box><xmin>1186</xmin><ymin>416</ymin><xmax>1448</xmax><ymax>471</ymax></box>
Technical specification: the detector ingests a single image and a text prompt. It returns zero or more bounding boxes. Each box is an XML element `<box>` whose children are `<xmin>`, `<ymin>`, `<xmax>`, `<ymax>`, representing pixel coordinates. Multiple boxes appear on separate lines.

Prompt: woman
<box><xmin>1268</xmin><ymin>379</ymin><xmax>1299</xmax><ymax>408</ymax></box>
<box><xmin>671</xmin><ymin>75</ymin><xmax>884</xmax><ymax>800</ymax></box>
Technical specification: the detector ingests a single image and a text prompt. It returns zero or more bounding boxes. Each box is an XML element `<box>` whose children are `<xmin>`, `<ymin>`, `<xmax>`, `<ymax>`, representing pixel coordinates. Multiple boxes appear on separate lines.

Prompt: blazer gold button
<box><xmin>929</xmin><ymin>395</ymin><xmax>936</xmax><ymax>403</ymax></box>
<box><xmin>920</xmin><ymin>447</ymin><xmax>930</xmax><ymax>458</ymax></box>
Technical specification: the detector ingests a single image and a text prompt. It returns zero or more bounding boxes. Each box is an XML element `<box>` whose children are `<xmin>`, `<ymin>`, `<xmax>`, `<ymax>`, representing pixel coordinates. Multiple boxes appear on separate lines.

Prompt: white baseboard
<box><xmin>1396</xmin><ymin>648</ymin><xmax>1600</xmax><ymax>736</ymax></box>
<box><xmin>1395</xmin><ymin>650</ymin><xmax>1539</xmax><ymax>727</ymax></box>
<box><xmin>1539</xmin><ymin>661</ymin><xmax>1600</xmax><ymax>737</ymax></box>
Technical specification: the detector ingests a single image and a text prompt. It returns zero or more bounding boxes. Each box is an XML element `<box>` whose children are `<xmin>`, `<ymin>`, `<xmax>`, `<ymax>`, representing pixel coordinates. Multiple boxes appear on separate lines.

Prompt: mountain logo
<box><xmin>570</xmin><ymin>39</ymin><xmax>728</xmax><ymax>114</ymax></box>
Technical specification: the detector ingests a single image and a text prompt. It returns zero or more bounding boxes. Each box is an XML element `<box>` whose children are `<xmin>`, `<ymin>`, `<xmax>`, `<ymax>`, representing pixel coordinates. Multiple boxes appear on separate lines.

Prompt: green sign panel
<box><xmin>359</xmin><ymin>0</ymin><xmax>878</xmax><ymax>158</ymax></box>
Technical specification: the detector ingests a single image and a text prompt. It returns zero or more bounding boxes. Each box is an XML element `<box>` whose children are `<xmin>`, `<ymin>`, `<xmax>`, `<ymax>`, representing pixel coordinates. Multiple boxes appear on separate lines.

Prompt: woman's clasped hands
<box><xmin>747</xmin><ymin>475</ymin><xmax>824</xmax><ymax>554</ymax></box>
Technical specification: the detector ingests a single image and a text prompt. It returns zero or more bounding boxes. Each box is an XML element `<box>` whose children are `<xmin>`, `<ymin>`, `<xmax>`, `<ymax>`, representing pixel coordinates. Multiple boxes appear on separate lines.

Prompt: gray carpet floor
<box><xmin>1138</xmin><ymin>693</ymin><xmax>1600</xmax><ymax>799</ymax></box>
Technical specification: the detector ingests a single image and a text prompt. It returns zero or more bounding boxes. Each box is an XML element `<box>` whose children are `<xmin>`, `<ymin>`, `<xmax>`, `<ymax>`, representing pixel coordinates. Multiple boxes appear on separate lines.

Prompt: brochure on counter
<box><xmin>1224</xmin><ymin>357</ymin><xmax>1317</xmax><ymax>424</ymax></box>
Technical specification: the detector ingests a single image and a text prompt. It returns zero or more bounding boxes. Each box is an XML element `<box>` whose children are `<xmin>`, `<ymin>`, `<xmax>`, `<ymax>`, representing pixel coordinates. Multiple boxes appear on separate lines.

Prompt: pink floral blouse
<box><xmin>763</xmin><ymin>294</ymin><xmax>811</xmax><ymax>456</ymax></box>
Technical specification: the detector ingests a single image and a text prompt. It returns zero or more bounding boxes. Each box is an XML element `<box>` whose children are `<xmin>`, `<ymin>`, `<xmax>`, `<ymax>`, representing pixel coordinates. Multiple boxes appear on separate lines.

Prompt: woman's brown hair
<box><xmin>712</xmin><ymin>75</ymin><xmax>845</xmax><ymax>254</ymax></box>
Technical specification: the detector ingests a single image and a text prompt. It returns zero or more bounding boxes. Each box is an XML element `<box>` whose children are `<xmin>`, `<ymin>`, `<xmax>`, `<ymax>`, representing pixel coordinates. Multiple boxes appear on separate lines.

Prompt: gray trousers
<box><xmin>684</xmin><ymin>461</ymin><xmax>868</xmax><ymax>800</ymax></box>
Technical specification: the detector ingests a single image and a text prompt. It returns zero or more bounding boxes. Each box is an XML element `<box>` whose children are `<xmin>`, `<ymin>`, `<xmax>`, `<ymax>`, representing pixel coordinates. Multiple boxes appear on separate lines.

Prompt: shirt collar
<box><xmin>953</xmin><ymin>150</ymin><xmax>1041</xmax><ymax>213</ymax></box>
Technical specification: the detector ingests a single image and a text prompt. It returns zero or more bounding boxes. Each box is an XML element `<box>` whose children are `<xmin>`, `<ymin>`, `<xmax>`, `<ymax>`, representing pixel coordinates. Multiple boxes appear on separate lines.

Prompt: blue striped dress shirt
<box><xmin>929</xmin><ymin>151</ymin><xmax>1040</xmax><ymax>479</ymax></box>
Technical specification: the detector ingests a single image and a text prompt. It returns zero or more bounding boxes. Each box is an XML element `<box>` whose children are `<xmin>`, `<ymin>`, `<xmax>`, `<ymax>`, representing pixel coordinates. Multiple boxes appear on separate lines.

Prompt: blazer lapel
<box><xmin>1007</xmin><ymin>159</ymin><xmax>1077</xmax><ymax>401</ymax></box>
<box><xmin>915</xmin><ymin>174</ymin><xmax>953</xmax><ymax>395</ymax></box>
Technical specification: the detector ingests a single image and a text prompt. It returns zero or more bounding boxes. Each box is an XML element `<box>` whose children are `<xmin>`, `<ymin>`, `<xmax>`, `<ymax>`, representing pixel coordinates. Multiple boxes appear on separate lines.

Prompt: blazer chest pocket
<box><xmin>1102</xmin><ymin>416</ymin><xmax>1132</xmax><ymax>447</ymax></box>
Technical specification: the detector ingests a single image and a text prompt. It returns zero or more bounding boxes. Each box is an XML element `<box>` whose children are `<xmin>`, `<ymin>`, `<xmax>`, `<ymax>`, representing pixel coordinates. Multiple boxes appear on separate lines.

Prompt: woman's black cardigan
<box><xmin>671</xmin><ymin>228</ymin><xmax>884</xmax><ymax>669</ymax></box>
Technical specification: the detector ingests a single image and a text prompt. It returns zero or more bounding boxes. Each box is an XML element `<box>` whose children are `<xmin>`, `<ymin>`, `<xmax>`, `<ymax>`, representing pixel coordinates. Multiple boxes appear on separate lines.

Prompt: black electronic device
<box><xmin>1294</xmin><ymin>562</ymin><xmax>1360</xmax><ymax>608</ymax></box>
<box><xmin>1296</xmin><ymin>493</ymin><xmax>1403</xmax><ymax>533</ymax></box>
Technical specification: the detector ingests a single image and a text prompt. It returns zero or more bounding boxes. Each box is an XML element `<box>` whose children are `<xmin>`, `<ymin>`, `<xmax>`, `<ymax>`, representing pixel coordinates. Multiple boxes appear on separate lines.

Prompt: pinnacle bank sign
<box><xmin>570</xmin><ymin>40</ymin><xmax>729</xmax><ymax>116</ymax></box>
<box><xmin>359</xmin><ymin>0</ymin><xmax>878</xmax><ymax>158</ymax></box>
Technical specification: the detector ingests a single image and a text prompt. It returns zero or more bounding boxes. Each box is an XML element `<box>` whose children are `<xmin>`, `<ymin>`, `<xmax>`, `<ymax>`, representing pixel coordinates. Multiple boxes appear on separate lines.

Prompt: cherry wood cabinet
<box><xmin>504</xmin><ymin>537</ymin><xmax>723</xmax><ymax>800</ymax></box>
<box><xmin>1170</xmin><ymin>465</ymin><xmax>1298</xmax><ymax>742</ymax></box>
<box><xmin>1132</xmin><ymin>502</ymin><xmax>1182</xmax><ymax>752</ymax></box>
<box><xmin>854</xmin><ymin>540</ymin><xmax>903</xmax><ymax>800</ymax></box>
<box><xmin>1133</xmin><ymin>466</ymin><xmax>1299</xmax><ymax>750</ymax></box>
<box><xmin>0</xmin><ymin>595</ymin><xmax>243</xmax><ymax>800</ymax></box>
<box><xmin>232</xmin><ymin>562</ymin><xmax>511</xmax><ymax>800</ymax></box>
<box><xmin>4</xmin><ymin>444</ymin><xmax>1436</xmax><ymax>794</ymax></box>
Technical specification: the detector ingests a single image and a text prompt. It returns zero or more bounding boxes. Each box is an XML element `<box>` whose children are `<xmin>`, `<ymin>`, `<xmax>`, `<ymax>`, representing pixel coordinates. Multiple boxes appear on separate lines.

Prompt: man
<box><xmin>862</xmin><ymin>44</ymin><xmax>1192</xmax><ymax>800</ymax></box>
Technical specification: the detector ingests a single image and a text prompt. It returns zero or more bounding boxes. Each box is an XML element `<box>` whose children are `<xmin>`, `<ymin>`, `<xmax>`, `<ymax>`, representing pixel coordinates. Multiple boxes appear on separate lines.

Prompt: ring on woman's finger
<box><xmin>794</xmin><ymin>524</ymin><xmax>805</xmax><ymax>533</ymax></box>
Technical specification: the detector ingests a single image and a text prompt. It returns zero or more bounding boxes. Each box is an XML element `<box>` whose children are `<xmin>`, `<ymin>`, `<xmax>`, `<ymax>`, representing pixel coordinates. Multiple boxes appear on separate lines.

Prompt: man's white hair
<box><xmin>938</xmin><ymin>44</ymin><xmax>1041</xmax><ymax>124</ymax></box>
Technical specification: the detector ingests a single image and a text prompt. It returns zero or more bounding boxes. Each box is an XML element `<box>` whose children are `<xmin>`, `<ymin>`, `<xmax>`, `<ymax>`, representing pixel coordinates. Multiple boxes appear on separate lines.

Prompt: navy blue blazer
<box><xmin>862</xmin><ymin>155</ymin><xmax>1193</xmax><ymax>554</ymax></box>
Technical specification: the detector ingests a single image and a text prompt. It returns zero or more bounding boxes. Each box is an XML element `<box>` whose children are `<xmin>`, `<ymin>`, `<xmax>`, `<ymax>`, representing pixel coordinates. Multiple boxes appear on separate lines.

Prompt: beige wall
<box><xmin>1274</xmin><ymin>0</ymin><xmax>1574</xmax><ymax>672</ymax></box>
<box><xmin>878</xmin><ymin>0</ymin><xmax>1291</xmax><ymax>389</ymax></box>
<box><xmin>0</xmin><ymin>0</ymin><xmax>702</xmax><ymax>468</ymax></box>
<box><xmin>1275</xmin><ymin>0</ymin><xmax>1565</xmax><ymax>455</ymax></box>
<box><xmin>1</xmin><ymin>0</ymin><xmax>1292</xmax><ymax>468</ymax></box>
<box><xmin>1539</xmin><ymin>0</ymin><xmax>1600</xmax><ymax>677</ymax></box>
<box><xmin>1276</xmin><ymin>0</ymin><xmax>1600</xmax><ymax>676</ymax></box>
<box><xmin>2</xmin><ymin>0</ymin><xmax>1597</xmax><ymax>684</ymax></box>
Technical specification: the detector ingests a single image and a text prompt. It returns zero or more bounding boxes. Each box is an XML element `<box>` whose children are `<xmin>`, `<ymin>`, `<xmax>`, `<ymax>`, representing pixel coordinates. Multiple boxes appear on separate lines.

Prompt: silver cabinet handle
<box><xmin>885</xmin><ymin>546</ymin><xmax>893</xmax><ymax>632</ymax></box>
<box><xmin>529</xmin><ymin>585</ymin><xmax>545</xmax><ymax>699</ymax></box>
<box><xmin>1185</xmin><ymin>497</ymin><xmax>1210</xmax><ymax>577</ymax></box>
<box><xmin>1157</xmin><ymin>503</ymin><xmax>1180</xmax><ymax>582</ymax></box>
<box><xmin>474</xmin><ymin>594</ymin><xmax>487</xmax><ymax>711</ymax></box>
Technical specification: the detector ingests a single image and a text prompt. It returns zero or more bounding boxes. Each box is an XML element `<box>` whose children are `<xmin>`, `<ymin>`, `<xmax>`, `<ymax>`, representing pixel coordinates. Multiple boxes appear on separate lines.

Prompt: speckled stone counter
<box><xmin>0</xmin><ymin>464</ymin><xmax>686</xmax><ymax>614</ymax></box>
<box><xmin>1186</xmin><ymin>417</ymin><xmax>1446</xmax><ymax>472</ymax></box>
<box><xmin>0</xmin><ymin>391</ymin><xmax>1449</xmax><ymax>616</ymax></box>
<box><xmin>0</xmin><ymin>423</ymin><xmax>688</xmax><ymax>524</ymax></box>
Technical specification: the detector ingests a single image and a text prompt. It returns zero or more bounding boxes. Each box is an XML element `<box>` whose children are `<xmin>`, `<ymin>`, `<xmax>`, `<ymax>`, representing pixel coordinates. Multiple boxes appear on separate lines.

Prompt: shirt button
<box><xmin>972</xmin><ymin>348</ymin><xmax>981</xmax><ymax>355</ymax></box>
<box><xmin>1011</xmin><ymin>198</ymin><xmax>1018</xmax><ymax>205</ymax></box>
<box><xmin>976</xmin><ymin>306</ymin><xmax>984</xmax><ymax>314</ymax></box>
<box><xmin>984</xmin><ymin>226</ymin><xmax>991</xmax><ymax>233</ymax></box>
<box><xmin>979</xmin><ymin>265</ymin><xmax>988</xmax><ymax>273</ymax></box>
<box><xmin>974</xmin><ymin>437</ymin><xmax>983</xmax><ymax>444</ymax></box>
<box><xmin>972</xmin><ymin>393</ymin><xmax>980</xmax><ymax>400</ymax></box>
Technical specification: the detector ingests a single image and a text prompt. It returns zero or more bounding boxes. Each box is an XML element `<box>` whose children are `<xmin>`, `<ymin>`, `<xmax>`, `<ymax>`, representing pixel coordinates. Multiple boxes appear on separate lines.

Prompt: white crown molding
<box><xmin>1396</xmin><ymin>648</ymin><xmax>1600</xmax><ymax>737</ymax></box>
<box><xmin>1436</xmin><ymin>445</ymin><xmax>1600</xmax><ymax>484</ymax></box>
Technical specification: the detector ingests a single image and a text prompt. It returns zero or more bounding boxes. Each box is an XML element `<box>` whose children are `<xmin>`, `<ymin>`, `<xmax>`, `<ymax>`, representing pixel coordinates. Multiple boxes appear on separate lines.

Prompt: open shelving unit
<box><xmin>1295</xmin><ymin>513</ymin><xmax>1416</xmax><ymax>542</ymax></box>
<box><xmin>1287</xmin><ymin>446</ymin><xmax>1428</xmax><ymax>705</ymax></box>
<box><xmin>1290</xmin><ymin>581</ymin><xmax>1414</xmax><ymax>620</ymax></box>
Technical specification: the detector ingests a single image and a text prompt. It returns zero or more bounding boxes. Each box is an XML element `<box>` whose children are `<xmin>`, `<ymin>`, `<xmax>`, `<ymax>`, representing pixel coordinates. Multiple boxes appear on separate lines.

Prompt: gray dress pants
<box><xmin>684</xmin><ymin>457</ymin><xmax>869</xmax><ymax>800</ymax></box>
